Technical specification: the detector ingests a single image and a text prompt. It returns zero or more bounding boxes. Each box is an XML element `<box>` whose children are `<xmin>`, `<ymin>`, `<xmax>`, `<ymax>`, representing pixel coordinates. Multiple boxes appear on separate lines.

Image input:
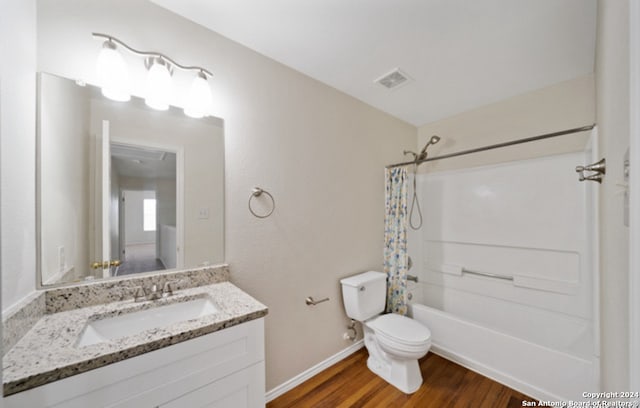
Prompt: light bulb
<box><xmin>96</xmin><ymin>41</ymin><xmax>130</xmax><ymax>102</ymax></box>
<box><xmin>184</xmin><ymin>72</ymin><xmax>213</xmax><ymax>119</ymax></box>
<box><xmin>145</xmin><ymin>58</ymin><xmax>172</xmax><ymax>111</ymax></box>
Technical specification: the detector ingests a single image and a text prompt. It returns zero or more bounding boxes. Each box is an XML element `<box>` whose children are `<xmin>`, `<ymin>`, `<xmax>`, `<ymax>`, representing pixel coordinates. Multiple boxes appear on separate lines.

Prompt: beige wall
<box><xmin>595</xmin><ymin>0</ymin><xmax>630</xmax><ymax>391</ymax></box>
<box><xmin>34</xmin><ymin>0</ymin><xmax>416</xmax><ymax>391</ymax></box>
<box><xmin>1</xmin><ymin>0</ymin><xmax>37</xmax><ymax>310</ymax></box>
<box><xmin>417</xmin><ymin>74</ymin><xmax>596</xmax><ymax>173</ymax></box>
<box><xmin>40</xmin><ymin>73</ymin><xmax>91</xmax><ymax>284</ymax></box>
<box><xmin>122</xmin><ymin>190</ymin><xmax>156</xmax><ymax>245</ymax></box>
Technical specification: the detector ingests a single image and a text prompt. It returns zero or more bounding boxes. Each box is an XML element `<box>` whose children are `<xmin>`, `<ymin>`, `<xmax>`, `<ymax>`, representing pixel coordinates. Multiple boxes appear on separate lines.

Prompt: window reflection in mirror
<box><xmin>37</xmin><ymin>72</ymin><xmax>224</xmax><ymax>287</ymax></box>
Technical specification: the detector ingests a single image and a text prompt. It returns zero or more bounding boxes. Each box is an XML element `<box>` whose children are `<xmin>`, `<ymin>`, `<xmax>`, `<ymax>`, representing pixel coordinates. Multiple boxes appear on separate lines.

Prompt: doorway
<box><xmin>110</xmin><ymin>142</ymin><xmax>180</xmax><ymax>276</ymax></box>
<box><xmin>117</xmin><ymin>190</ymin><xmax>164</xmax><ymax>275</ymax></box>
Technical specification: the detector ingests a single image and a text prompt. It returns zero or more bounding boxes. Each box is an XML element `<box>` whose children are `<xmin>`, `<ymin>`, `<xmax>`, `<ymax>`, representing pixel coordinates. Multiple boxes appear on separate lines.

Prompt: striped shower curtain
<box><xmin>384</xmin><ymin>167</ymin><xmax>409</xmax><ymax>315</ymax></box>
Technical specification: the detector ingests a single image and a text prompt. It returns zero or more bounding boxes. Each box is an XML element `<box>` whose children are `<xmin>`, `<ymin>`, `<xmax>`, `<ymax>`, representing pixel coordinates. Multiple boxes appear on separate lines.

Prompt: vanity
<box><xmin>3</xmin><ymin>265</ymin><xmax>268</xmax><ymax>407</ymax></box>
<box><xmin>2</xmin><ymin>29</ymin><xmax>268</xmax><ymax>404</ymax></box>
<box><xmin>2</xmin><ymin>71</ymin><xmax>268</xmax><ymax>405</ymax></box>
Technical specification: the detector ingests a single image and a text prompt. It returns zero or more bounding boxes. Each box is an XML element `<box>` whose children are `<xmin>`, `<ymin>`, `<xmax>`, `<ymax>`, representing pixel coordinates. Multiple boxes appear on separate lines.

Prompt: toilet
<box><xmin>340</xmin><ymin>271</ymin><xmax>431</xmax><ymax>394</ymax></box>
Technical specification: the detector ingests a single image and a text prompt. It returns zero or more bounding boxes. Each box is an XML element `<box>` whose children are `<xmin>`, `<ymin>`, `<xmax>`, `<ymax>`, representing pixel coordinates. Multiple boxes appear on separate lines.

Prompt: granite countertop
<box><xmin>3</xmin><ymin>282</ymin><xmax>268</xmax><ymax>396</ymax></box>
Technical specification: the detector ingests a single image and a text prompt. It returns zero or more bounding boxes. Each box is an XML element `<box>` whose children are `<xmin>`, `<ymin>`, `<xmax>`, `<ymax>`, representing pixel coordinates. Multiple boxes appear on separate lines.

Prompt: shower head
<box><xmin>417</xmin><ymin>135</ymin><xmax>441</xmax><ymax>160</ymax></box>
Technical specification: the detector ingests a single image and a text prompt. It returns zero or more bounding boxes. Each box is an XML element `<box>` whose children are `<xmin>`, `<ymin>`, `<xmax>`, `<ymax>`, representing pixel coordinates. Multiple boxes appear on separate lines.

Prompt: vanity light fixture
<box><xmin>96</xmin><ymin>39</ymin><xmax>130</xmax><ymax>102</ymax></box>
<box><xmin>145</xmin><ymin>57</ymin><xmax>172</xmax><ymax>111</ymax></box>
<box><xmin>93</xmin><ymin>33</ymin><xmax>214</xmax><ymax>117</ymax></box>
<box><xmin>184</xmin><ymin>71</ymin><xmax>213</xmax><ymax>119</ymax></box>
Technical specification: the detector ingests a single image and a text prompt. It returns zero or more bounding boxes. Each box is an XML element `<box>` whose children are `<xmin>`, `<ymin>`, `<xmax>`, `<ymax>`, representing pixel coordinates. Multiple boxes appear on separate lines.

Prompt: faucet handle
<box><xmin>132</xmin><ymin>286</ymin><xmax>147</xmax><ymax>302</ymax></box>
<box><xmin>145</xmin><ymin>283</ymin><xmax>163</xmax><ymax>300</ymax></box>
<box><xmin>162</xmin><ymin>280</ymin><xmax>179</xmax><ymax>297</ymax></box>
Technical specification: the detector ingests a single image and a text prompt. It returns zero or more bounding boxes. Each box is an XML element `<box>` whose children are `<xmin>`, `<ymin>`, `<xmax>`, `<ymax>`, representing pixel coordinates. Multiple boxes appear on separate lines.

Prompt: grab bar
<box><xmin>462</xmin><ymin>268</ymin><xmax>513</xmax><ymax>281</ymax></box>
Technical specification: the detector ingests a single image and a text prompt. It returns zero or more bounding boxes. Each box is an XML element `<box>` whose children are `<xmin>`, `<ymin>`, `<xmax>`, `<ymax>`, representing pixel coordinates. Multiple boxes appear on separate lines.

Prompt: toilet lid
<box><xmin>371</xmin><ymin>314</ymin><xmax>431</xmax><ymax>346</ymax></box>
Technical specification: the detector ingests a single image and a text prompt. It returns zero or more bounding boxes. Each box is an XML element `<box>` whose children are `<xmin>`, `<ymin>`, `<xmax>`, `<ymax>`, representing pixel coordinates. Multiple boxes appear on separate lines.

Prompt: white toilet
<box><xmin>340</xmin><ymin>271</ymin><xmax>431</xmax><ymax>394</ymax></box>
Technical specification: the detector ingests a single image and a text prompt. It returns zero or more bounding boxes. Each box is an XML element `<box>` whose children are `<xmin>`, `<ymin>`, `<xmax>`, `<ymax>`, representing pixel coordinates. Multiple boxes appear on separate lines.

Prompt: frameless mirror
<box><xmin>37</xmin><ymin>72</ymin><xmax>224</xmax><ymax>286</ymax></box>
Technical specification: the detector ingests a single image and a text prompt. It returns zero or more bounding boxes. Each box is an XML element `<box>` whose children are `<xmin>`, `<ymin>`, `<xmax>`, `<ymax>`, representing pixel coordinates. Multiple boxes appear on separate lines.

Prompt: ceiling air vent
<box><xmin>375</xmin><ymin>68</ymin><xmax>411</xmax><ymax>90</ymax></box>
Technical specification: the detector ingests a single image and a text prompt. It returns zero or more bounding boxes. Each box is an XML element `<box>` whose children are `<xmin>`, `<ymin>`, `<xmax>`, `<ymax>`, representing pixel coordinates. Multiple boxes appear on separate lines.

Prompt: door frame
<box><xmin>110</xmin><ymin>137</ymin><xmax>185</xmax><ymax>269</ymax></box>
<box><xmin>119</xmin><ymin>190</ymin><xmax>126</xmax><ymax>262</ymax></box>
<box><xmin>629</xmin><ymin>0</ymin><xmax>640</xmax><ymax>391</ymax></box>
<box><xmin>100</xmin><ymin>120</ymin><xmax>111</xmax><ymax>278</ymax></box>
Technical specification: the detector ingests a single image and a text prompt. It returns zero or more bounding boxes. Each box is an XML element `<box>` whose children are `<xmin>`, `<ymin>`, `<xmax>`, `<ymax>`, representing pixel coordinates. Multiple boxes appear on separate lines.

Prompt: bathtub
<box><xmin>410</xmin><ymin>302</ymin><xmax>598</xmax><ymax>402</ymax></box>
<box><xmin>406</xmin><ymin>148</ymin><xmax>600</xmax><ymax>402</ymax></box>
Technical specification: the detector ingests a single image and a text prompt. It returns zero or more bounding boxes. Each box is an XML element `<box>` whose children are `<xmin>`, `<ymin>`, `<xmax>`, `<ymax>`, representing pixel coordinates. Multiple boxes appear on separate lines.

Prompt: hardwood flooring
<box><xmin>267</xmin><ymin>349</ymin><xmax>534</xmax><ymax>408</ymax></box>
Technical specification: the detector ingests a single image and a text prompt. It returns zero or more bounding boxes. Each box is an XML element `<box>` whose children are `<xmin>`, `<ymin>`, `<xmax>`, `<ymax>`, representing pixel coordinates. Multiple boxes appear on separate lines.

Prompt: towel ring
<box><xmin>248</xmin><ymin>187</ymin><xmax>275</xmax><ymax>218</ymax></box>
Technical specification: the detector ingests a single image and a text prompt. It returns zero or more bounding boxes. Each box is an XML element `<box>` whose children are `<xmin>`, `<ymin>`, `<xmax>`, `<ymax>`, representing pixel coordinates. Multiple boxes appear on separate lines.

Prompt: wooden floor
<box><xmin>267</xmin><ymin>349</ymin><xmax>533</xmax><ymax>408</ymax></box>
<box><xmin>117</xmin><ymin>244</ymin><xmax>165</xmax><ymax>275</ymax></box>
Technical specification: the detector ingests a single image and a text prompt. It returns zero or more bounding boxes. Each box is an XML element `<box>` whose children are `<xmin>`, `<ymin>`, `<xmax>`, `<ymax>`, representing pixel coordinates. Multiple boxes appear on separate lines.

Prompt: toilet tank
<box><xmin>340</xmin><ymin>271</ymin><xmax>387</xmax><ymax>321</ymax></box>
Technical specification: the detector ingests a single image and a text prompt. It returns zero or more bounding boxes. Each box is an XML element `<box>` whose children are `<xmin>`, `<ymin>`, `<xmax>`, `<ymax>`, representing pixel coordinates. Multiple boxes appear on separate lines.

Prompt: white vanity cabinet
<box><xmin>4</xmin><ymin>318</ymin><xmax>265</xmax><ymax>408</ymax></box>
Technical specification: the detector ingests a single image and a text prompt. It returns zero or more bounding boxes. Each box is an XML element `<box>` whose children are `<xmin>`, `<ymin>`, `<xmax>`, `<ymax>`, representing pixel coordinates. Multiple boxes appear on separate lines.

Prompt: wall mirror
<box><xmin>37</xmin><ymin>72</ymin><xmax>224</xmax><ymax>287</ymax></box>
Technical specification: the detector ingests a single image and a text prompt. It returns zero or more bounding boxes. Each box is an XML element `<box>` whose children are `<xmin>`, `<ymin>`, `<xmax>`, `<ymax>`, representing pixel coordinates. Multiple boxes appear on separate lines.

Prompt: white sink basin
<box><xmin>76</xmin><ymin>297</ymin><xmax>218</xmax><ymax>347</ymax></box>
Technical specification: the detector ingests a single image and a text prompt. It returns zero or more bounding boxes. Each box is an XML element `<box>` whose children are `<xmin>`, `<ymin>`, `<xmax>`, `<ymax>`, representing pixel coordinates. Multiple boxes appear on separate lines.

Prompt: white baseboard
<box><xmin>265</xmin><ymin>340</ymin><xmax>365</xmax><ymax>403</ymax></box>
<box><xmin>263</xmin><ymin>338</ymin><xmax>570</xmax><ymax>404</ymax></box>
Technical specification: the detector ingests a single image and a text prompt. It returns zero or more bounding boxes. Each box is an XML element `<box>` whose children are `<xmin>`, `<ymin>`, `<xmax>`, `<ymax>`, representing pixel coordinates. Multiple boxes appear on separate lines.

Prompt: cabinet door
<box><xmin>159</xmin><ymin>361</ymin><xmax>265</xmax><ymax>408</ymax></box>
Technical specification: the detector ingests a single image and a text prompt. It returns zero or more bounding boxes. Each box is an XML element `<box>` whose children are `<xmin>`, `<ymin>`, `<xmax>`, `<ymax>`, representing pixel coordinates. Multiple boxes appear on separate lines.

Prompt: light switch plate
<box><xmin>198</xmin><ymin>207</ymin><xmax>210</xmax><ymax>219</ymax></box>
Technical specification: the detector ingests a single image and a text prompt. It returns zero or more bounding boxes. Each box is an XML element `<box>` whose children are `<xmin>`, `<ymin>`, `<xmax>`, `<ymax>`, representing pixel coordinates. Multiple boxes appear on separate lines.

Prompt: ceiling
<box><xmin>151</xmin><ymin>0</ymin><xmax>597</xmax><ymax>127</ymax></box>
<box><xmin>111</xmin><ymin>143</ymin><xmax>177</xmax><ymax>180</ymax></box>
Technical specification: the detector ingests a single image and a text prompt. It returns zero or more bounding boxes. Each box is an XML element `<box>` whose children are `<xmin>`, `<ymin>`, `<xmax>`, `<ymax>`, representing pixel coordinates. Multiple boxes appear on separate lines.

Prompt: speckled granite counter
<box><xmin>3</xmin><ymin>281</ymin><xmax>268</xmax><ymax>396</ymax></box>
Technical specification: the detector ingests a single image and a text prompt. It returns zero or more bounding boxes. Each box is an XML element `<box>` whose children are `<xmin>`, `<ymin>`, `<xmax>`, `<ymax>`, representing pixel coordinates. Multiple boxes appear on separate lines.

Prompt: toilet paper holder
<box><xmin>305</xmin><ymin>296</ymin><xmax>329</xmax><ymax>306</ymax></box>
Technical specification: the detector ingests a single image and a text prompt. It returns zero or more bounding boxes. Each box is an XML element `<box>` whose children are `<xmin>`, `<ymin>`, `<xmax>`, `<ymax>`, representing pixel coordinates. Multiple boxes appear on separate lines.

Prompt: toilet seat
<box><xmin>367</xmin><ymin>314</ymin><xmax>431</xmax><ymax>348</ymax></box>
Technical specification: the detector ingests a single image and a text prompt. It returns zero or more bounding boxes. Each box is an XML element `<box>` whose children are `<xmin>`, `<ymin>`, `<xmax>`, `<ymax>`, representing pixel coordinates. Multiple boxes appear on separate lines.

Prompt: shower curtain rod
<box><xmin>385</xmin><ymin>124</ymin><xmax>596</xmax><ymax>169</ymax></box>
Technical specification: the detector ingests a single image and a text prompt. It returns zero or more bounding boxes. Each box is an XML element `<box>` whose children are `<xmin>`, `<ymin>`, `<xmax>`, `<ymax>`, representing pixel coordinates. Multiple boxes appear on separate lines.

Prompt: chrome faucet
<box><xmin>133</xmin><ymin>286</ymin><xmax>147</xmax><ymax>302</ymax></box>
<box><xmin>162</xmin><ymin>280</ymin><xmax>178</xmax><ymax>298</ymax></box>
<box><xmin>132</xmin><ymin>280</ymin><xmax>180</xmax><ymax>302</ymax></box>
<box><xmin>147</xmin><ymin>284</ymin><xmax>162</xmax><ymax>300</ymax></box>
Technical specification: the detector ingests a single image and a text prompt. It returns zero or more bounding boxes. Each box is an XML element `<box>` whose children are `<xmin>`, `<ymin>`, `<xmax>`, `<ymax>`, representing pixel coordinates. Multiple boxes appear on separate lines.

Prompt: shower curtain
<box><xmin>384</xmin><ymin>167</ymin><xmax>409</xmax><ymax>315</ymax></box>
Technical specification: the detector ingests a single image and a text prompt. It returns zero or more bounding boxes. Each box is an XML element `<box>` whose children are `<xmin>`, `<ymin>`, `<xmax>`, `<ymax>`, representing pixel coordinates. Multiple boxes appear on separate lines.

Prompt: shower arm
<box><xmin>403</xmin><ymin>150</ymin><xmax>418</xmax><ymax>161</ymax></box>
<box><xmin>403</xmin><ymin>135</ymin><xmax>441</xmax><ymax>164</ymax></box>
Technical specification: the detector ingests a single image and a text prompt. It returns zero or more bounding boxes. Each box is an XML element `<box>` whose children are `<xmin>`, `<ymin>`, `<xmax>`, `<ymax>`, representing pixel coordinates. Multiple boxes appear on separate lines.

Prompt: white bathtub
<box><xmin>410</xmin><ymin>302</ymin><xmax>598</xmax><ymax>402</ymax></box>
<box><xmin>406</xmin><ymin>148</ymin><xmax>600</xmax><ymax>402</ymax></box>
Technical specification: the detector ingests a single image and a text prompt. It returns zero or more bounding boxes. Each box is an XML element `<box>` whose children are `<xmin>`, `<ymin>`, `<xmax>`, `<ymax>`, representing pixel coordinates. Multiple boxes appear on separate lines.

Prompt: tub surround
<box><xmin>2</xmin><ymin>265</ymin><xmax>268</xmax><ymax>396</ymax></box>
